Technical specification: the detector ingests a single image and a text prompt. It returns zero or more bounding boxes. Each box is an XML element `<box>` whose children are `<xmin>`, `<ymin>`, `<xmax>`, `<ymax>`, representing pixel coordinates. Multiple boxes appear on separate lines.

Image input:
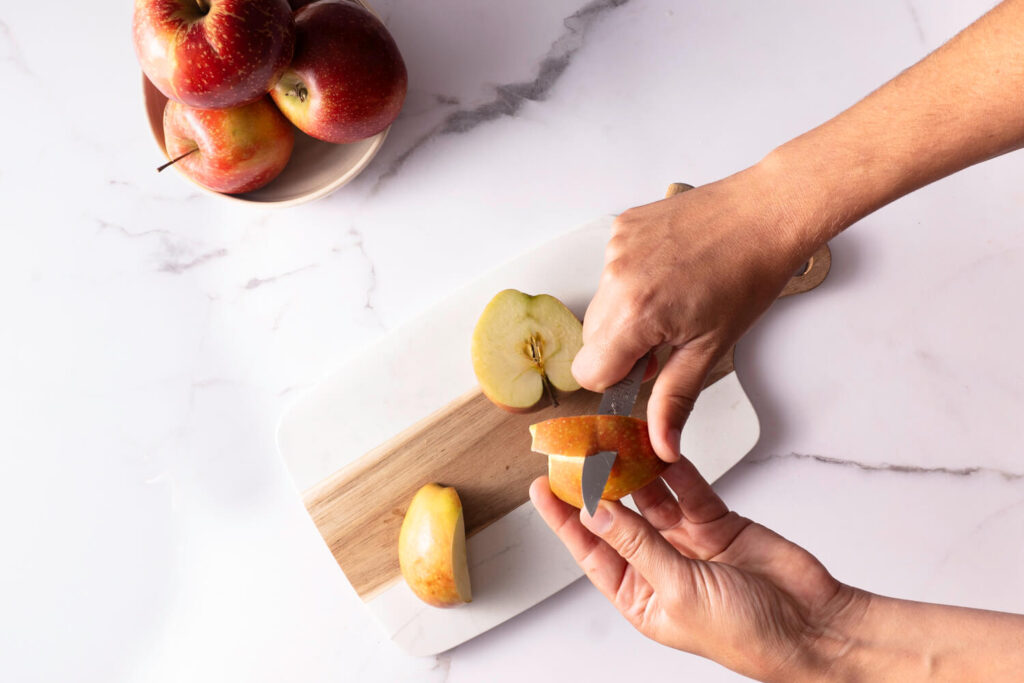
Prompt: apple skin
<box><xmin>271</xmin><ymin>0</ymin><xmax>407</xmax><ymax>143</ymax></box>
<box><xmin>398</xmin><ymin>483</ymin><xmax>472</xmax><ymax>608</ymax></box>
<box><xmin>133</xmin><ymin>0</ymin><xmax>295</xmax><ymax>109</ymax></box>
<box><xmin>530</xmin><ymin>415</ymin><xmax>668</xmax><ymax>509</ymax></box>
<box><xmin>162</xmin><ymin>97</ymin><xmax>295</xmax><ymax>194</ymax></box>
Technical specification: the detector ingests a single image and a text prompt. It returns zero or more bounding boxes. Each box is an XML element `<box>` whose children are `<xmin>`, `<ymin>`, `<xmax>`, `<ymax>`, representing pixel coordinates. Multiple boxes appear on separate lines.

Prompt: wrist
<box><xmin>746</xmin><ymin>140</ymin><xmax>879</xmax><ymax>257</ymax></box>
<box><xmin>764</xmin><ymin>587</ymin><xmax>874</xmax><ymax>683</ymax></box>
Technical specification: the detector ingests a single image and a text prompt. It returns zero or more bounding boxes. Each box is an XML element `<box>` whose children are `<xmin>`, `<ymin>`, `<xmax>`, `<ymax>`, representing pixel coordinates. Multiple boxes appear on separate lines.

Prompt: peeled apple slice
<box><xmin>398</xmin><ymin>483</ymin><xmax>472</xmax><ymax>608</ymax></box>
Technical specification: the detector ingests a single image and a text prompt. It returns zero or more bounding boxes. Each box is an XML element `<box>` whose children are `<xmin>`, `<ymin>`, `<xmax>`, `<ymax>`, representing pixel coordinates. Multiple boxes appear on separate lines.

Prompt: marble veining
<box><xmin>903</xmin><ymin>0</ymin><xmax>928</xmax><ymax>45</ymax></box>
<box><xmin>157</xmin><ymin>245</ymin><xmax>229</xmax><ymax>274</ymax></box>
<box><xmin>244</xmin><ymin>264</ymin><xmax>319</xmax><ymax>290</ymax></box>
<box><xmin>371</xmin><ymin>0</ymin><xmax>631</xmax><ymax>191</ymax></box>
<box><xmin>0</xmin><ymin>19</ymin><xmax>32</xmax><ymax>76</ymax></box>
<box><xmin>749</xmin><ymin>452</ymin><xmax>1024</xmax><ymax>481</ymax></box>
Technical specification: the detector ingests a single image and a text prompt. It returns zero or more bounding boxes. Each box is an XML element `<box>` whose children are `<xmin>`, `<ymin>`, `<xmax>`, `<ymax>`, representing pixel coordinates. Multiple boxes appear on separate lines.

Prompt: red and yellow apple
<box><xmin>471</xmin><ymin>290</ymin><xmax>583</xmax><ymax>412</ymax></box>
<box><xmin>530</xmin><ymin>415</ymin><xmax>668</xmax><ymax>509</ymax></box>
<box><xmin>133</xmin><ymin>0</ymin><xmax>295</xmax><ymax>109</ymax></box>
<box><xmin>398</xmin><ymin>483</ymin><xmax>472</xmax><ymax>608</ymax></box>
<box><xmin>162</xmin><ymin>97</ymin><xmax>294</xmax><ymax>194</ymax></box>
<box><xmin>271</xmin><ymin>0</ymin><xmax>407</xmax><ymax>143</ymax></box>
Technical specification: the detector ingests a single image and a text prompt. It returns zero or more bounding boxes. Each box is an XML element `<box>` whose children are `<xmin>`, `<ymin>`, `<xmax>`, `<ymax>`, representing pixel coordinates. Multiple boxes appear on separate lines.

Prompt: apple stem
<box><xmin>195</xmin><ymin>0</ymin><xmax>210</xmax><ymax>14</ymax></box>
<box><xmin>541</xmin><ymin>374</ymin><xmax>559</xmax><ymax>409</ymax></box>
<box><xmin>156</xmin><ymin>147</ymin><xmax>199</xmax><ymax>172</ymax></box>
<box><xmin>286</xmin><ymin>85</ymin><xmax>309</xmax><ymax>103</ymax></box>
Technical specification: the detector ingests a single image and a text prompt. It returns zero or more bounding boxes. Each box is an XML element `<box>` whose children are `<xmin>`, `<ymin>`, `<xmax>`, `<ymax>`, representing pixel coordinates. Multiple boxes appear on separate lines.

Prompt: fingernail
<box><xmin>582</xmin><ymin>504</ymin><xmax>612</xmax><ymax>533</ymax></box>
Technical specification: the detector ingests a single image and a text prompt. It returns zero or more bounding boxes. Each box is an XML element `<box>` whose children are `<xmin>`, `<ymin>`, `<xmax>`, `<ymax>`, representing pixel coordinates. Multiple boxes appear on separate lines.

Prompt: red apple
<box><xmin>162</xmin><ymin>97</ymin><xmax>294</xmax><ymax>194</ymax></box>
<box><xmin>133</xmin><ymin>0</ymin><xmax>295</xmax><ymax>109</ymax></box>
<box><xmin>271</xmin><ymin>0</ymin><xmax>407</xmax><ymax>143</ymax></box>
<box><xmin>530</xmin><ymin>416</ymin><xmax>668</xmax><ymax>509</ymax></box>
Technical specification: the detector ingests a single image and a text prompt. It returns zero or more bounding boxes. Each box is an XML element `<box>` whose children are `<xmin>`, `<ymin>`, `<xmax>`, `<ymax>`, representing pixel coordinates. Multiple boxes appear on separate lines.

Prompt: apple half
<box><xmin>471</xmin><ymin>289</ymin><xmax>583</xmax><ymax>412</ymax></box>
<box><xmin>530</xmin><ymin>415</ymin><xmax>668</xmax><ymax>509</ymax></box>
<box><xmin>398</xmin><ymin>483</ymin><xmax>472</xmax><ymax>608</ymax></box>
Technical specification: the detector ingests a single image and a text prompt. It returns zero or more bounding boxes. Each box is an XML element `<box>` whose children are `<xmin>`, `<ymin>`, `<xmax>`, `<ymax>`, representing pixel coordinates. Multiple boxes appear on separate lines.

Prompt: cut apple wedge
<box><xmin>398</xmin><ymin>483</ymin><xmax>472</xmax><ymax>608</ymax></box>
<box><xmin>530</xmin><ymin>415</ymin><xmax>668</xmax><ymax>509</ymax></box>
<box><xmin>471</xmin><ymin>289</ymin><xmax>583</xmax><ymax>412</ymax></box>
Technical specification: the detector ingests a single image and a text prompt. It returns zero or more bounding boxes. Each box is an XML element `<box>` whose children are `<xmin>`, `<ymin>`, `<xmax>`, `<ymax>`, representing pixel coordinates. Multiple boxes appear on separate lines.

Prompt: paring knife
<box><xmin>581</xmin><ymin>352</ymin><xmax>650</xmax><ymax>516</ymax></box>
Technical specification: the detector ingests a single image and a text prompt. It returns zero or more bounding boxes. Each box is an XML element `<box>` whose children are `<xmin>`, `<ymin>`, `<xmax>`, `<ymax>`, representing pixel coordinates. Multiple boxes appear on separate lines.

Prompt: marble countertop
<box><xmin>3</xmin><ymin>0</ymin><xmax>1023</xmax><ymax>681</ymax></box>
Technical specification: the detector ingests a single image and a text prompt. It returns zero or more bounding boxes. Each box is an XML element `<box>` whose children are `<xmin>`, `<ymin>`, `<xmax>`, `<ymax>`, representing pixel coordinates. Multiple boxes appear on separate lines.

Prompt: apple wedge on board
<box><xmin>277</xmin><ymin>216</ymin><xmax>831</xmax><ymax>656</ymax></box>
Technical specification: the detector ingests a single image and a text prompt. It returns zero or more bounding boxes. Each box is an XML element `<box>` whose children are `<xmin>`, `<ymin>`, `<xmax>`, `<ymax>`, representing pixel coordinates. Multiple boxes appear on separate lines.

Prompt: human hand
<box><xmin>529</xmin><ymin>460</ymin><xmax>867</xmax><ymax>681</ymax></box>
<box><xmin>572</xmin><ymin>170</ymin><xmax>819</xmax><ymax>461</ymax></box>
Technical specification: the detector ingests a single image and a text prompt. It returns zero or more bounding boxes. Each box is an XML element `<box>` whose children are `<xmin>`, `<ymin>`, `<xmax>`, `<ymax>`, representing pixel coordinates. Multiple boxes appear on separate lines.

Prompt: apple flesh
<box><xmin>271</xmin><ymin>0</ymin><xmax>407</xmax><ymax>143</ymax></box>
<box><xmin>530</xmin><ymin>415</ymin><xmax>668</xmax><ymax>509</ymax></box>
<box><xmin>133</xmin><ymin>0</ymin><xmax>295</xmax><ymax>109</ymax></box>
<box><xmin>471</xmin><ymin>289</ymin><xmax>583</xmax><ymax>412</ymax></box>
<box><xmin>162</xmin><ymin>97</ymin><xmax>294</xmax><ymax>194</ymax></box>
<box><xmin>398</xmin><ymin>483</ymin><xmax>472</xmax><ymax>608</ymax></box>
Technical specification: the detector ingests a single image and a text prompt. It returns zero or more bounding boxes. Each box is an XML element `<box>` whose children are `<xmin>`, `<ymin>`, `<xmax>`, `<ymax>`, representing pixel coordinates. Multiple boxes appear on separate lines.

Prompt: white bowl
<box><xmin>142</xmin><ymin>75</ymin><xmax>389</xmax><ymax>207</ymax></box>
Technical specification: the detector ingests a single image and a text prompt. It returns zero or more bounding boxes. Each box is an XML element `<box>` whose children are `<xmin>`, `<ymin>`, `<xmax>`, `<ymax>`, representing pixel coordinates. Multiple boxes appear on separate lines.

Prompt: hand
<box><xmin>572</xmin><ymin>169</ymin><xmax>816</xmax><ymax>461</ymax></box>
<box><xmin>529</xmin><ymin>460</ymin><xmax>867</xmax><ymax>681</ymax></box>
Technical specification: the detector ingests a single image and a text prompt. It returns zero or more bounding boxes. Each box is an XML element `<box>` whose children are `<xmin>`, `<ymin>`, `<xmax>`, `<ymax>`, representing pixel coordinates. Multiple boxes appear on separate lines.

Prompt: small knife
<box><xmin>580</xmin><ymin>352</ymin><xmax>650</xmax><ymax>516</ymax></box>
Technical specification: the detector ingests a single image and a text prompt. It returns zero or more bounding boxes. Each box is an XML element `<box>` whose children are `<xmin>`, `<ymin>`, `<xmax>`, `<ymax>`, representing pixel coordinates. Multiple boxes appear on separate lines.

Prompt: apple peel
<box><xmin>530</xmin><ymin>415</ymin><xmax>668</xmax><ymax>509</ymax></box>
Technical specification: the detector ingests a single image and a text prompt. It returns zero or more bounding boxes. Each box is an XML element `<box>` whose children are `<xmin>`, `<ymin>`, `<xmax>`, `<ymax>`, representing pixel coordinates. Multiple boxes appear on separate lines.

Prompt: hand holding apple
<box><xmin>133</xmin><ymin>0</ymin><xmax>295</xmax><ymax>109</ymax></box>
<box><xmin>162</xmin><ymin>97</ymin><xmax>294</xmax><ymax>194</ymax></box>
<box><xmin>271</xmin><ymin>0</ymin><xmax>408</xmax><ymax>143</ymax></box>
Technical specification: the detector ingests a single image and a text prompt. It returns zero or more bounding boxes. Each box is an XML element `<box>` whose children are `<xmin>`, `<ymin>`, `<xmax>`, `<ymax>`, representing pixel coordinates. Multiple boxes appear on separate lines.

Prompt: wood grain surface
<box><xmin>304</xmin><ymin>185</ymin><xmax>831</xmax><ymax>601</ymax></box>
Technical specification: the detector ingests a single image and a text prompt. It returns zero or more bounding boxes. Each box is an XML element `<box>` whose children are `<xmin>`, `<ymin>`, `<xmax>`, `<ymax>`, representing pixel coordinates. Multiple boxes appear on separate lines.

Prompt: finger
<box><xmin>630</xmin><ymin>477</ymin><xmax>684</xmax><ymax>531</ymax></box>
<box><xmin>660</xmin><ymin>458</ymin><xmax>729</xmax><ymax>524</ymax></box>
<box><xmin>529</xmin><ymin>477</ymin><xmax>629</xmax><ymax>596</ymax></box>
<box><xmin>579</xmin><ymin>499</ymin><xmax>688</xmax><ymax>593</ymax></box>
<box><xmin>646</xmin><ymin>344</ymin><xmax>717</xmax><ymax>462</ymax></box>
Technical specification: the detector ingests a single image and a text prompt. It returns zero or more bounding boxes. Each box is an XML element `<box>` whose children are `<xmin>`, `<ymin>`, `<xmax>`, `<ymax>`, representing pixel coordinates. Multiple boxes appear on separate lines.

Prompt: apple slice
<box><xmin>530</xmin><ymin>415</ymin><xmax>668</xmax><ymax>509</ymax></box>
<box><xmin>398</xmin><ymin>483</ymin><xmax>472</xmax><ymax>608</ymax></box>
<box><xmin>471</xmin><ymin>289</ymin><xmax>583</xmax><ymax>412</ymax></box>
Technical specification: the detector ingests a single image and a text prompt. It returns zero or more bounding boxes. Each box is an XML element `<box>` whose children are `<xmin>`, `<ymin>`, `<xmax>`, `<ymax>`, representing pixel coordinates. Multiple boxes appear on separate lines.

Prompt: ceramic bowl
<box><xmin>142</xmin><ymin>75</ymin><xmax>389</xmax><ymax>207</ymax></box>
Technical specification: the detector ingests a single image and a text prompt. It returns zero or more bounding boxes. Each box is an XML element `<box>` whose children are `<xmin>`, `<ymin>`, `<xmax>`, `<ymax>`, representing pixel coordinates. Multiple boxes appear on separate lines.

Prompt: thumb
<box><xmin>580</xmin><ymin>500</ymin><xmax>689</xmax><ymax>593</ymax></box>
<box><xmin>572</xmin><ymin>323</ymin><xmax>652</xmax><ymax>392</ymax></box>
<box><xmin>646</xmin><ymin>344</ymin><xmax>717</xmax><ymax>462</ymax></box>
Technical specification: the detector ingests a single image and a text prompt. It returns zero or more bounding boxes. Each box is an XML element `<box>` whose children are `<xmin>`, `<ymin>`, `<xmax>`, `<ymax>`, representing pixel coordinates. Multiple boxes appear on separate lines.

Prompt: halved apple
<box><xmin>398</xmin><ymin>483</ymin><xmax>472</xmax><ymax>608</ymax></box>
<box><xmin>471</xmin><ymin>289</ymin><xmax>583</xmax><ymax>412</ymax></box>
<box><xmin>530</xmin><ymin>415</ymin><xmax>668</xmax><ymax>509</ymax></box>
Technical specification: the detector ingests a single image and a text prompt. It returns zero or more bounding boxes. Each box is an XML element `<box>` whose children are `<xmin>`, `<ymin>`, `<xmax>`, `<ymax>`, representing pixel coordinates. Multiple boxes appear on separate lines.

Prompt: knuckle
<box><xmin>611</xmin><ymin>211</ymin><xmax>637</xmax><ymax>235</ymax></box>
<box><xmin>605</xmin><ymin>234</ymin><xmax>627</xmax><ymax>261</ymax></box>
<box><xmin>611</xmin><ymin>525</ymin><xmax>647</xmax><ymax>565</ymax></box>
<box><xmin>602</xmin><ymin>256</ymin><xmax>630</xmax><ymax>283</ymax></box>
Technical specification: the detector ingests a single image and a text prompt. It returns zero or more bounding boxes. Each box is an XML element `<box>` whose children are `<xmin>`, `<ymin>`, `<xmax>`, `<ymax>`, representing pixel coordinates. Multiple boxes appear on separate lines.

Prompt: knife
<box><xmin>580</xmin><ymin>351</ymin><xmax>650</xmax><ymax>516</ymax></box>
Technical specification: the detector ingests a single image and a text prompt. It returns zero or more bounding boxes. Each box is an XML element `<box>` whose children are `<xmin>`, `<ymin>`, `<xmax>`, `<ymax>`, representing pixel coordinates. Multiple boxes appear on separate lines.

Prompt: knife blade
<box><xmin>581</xmin><ymin>352</ymin><xmax>650</xmax><ymax>516</ymax></box>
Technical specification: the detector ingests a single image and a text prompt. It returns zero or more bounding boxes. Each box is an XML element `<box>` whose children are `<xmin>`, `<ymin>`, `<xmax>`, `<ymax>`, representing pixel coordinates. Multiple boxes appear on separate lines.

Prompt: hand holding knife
<box><xmin>579</xmin><ymin>182</ymin><xmax>696</xmax><ymax>516</ymax></box>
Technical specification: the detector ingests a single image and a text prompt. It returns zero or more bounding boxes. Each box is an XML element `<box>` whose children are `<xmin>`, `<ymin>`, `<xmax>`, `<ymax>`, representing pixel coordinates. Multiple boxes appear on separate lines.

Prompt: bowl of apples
<box><xmin>136</xmin><ymin>0</ymin><xmax>407</xmax><ymax>206</ymax></box>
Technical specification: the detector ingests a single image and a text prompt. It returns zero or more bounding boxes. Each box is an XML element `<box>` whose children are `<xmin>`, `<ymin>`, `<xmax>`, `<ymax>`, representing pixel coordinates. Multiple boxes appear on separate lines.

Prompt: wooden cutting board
<box><xmin>278</xmin><ymin>185</ymin><xmax>831</xmax><ymax>654</ymax></box>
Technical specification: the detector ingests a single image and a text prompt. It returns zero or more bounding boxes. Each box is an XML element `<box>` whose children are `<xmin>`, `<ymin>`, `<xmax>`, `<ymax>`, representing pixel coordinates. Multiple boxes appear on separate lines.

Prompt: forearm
<box><xmin>755</xmin><ymin>0</ymin><xmax>1024</xmax><ymax>251</ymax></box>
<box><xmin>799</xmin><ymin>592</ymin><xmax>1024</xmax><ymax>681</ymax></box>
